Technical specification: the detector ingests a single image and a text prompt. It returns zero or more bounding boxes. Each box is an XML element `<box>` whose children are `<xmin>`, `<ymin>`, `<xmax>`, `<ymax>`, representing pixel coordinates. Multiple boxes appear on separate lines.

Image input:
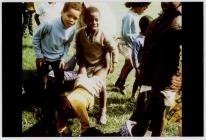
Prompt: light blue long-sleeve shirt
<box><xmin>32</xmin><ymin>16</ymin><xmax>76</xmax><ymax>62</ymax></box>
<box><xmin>121</xmin><ymin>10</ymin><xmax>141</xmax><ymax>48</ymax></box>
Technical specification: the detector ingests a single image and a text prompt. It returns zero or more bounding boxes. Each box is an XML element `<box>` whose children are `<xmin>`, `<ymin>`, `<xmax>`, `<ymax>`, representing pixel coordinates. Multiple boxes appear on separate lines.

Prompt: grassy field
<box><xmin>22</xmin><ymin>2</ymin><xmax>178</xmax><ymax>137</ymax></box>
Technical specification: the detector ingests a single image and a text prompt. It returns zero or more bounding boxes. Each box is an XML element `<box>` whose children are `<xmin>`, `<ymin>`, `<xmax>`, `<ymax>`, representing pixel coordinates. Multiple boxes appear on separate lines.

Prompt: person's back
<box><xmin>121</xmin><ymin>9</ymin><xmax>140</xmax><ymax>48</ymax></box>
<box><xmin>139</xmin><ymin>9</ymin><xmax>182</xmax><ymax>89</ymax></box>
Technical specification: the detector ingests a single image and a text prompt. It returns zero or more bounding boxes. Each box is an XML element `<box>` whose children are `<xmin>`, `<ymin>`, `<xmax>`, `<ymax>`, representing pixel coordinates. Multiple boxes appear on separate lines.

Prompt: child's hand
<box><xmin>109</xmin><ymin>62</ymin><xmax>117</xmax><ymax>73</ymax></box>
<box><xmin>59</xmin><ymin>59</ymin><xmax>65</xmax><ymax>70</ymax></box>
<box><xmin>170</xmin><ymin>74</ymin><xmax>182</xmax><ymax>92</ymax></box>
<box><xmin>36</xmin><ymin>58</ymin><xmax>45</xmax><ymax>67</ymax></box>
<box><xmin>78</xmin><ymin>64</ymin><xmax>87</xmax><ymax>75</ymax></box>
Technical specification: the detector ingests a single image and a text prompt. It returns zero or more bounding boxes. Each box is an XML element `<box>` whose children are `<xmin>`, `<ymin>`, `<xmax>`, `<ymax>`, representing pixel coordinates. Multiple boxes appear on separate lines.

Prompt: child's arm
<box><xmin>109</xmin><ymin>62</ymin><xmax>117</xmax><ymax>73</ymax></box>
<box><xmin>32</xmin><ymin>21</ymin><xmax>52</xmax><ymax>64</ymax></box>
<box><xmin>103</xmin><ymin>34</ymin><xmax>119</xmax><ymax>73</ymax></box>
<box><xmin>170</xmin><ymin>73</ymin><xmax>182</xmax><ymax>92</ymax></box>
<box><xmin>104</xmin><ymin>51</ymin><xmax>111</xmax><ymax>73</ymax></box>
<box><xmin>75</xmin><ymin>31</ymin><xmax>87</xmax><ymax>75</ymax></box>
<box><xmin>132</xmin><ymin>40</ymin><xmax>140</xmax><ymax>69</ymax></box>
<box><xmin>59</xmin><ymin>27</ymin><xmax>76</xmax><ymax>70</ymax></box>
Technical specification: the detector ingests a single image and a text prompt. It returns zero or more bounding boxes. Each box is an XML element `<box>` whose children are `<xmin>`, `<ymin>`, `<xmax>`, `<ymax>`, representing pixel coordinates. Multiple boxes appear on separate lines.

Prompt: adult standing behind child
<box><xmin>130</xmin><ymin>15</ymin><xmax>153</xmax><ymax>101</ymax></box>
<box><xmin>115</xmin><ymin>2</ymin><xmax>151</xmax><ymax>95</ymax></box>
<box><xmin>75</xmin><ymin>6</ymin><xmax>119</xmax><ymax>124</ymax></box>
<box><xmin>34</xmin><ymin>2</ymin><xmax>64</xmax><ymax>26</ymax></box>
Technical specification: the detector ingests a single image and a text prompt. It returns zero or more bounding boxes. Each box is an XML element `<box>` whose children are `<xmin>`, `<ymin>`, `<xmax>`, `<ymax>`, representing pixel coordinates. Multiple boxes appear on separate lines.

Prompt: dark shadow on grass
<box><xmin>22</xmin><ymin>70</ymin><xmax>38</xmax><ymax>81</ymax></box>
<box><xmin>106</xmin><ymin>84</ymin><xmax>128</xmax><ymax>95</ymax></box>
<box><xmin>22</xmin><ymin>119</ymin><xmax>49</xmax><ymax>136</ymax></box>
<box><xmin>22</xmin><ymin>73</ymin><xmax>76</xmax><ymax>136</ymax></box>
<box><xmin>107</xmin><ymin>96</ymin><xmax>132</xmax><ymax>105</ymax></box>
<box><xmin>22</xmin><ymin>73</ymin><xmax>56</xmax><ymax>136</ymax></box>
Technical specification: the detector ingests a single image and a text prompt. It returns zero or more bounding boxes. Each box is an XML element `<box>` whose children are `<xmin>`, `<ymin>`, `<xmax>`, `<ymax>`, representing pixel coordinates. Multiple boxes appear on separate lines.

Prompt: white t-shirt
<box><xmin>36</xmin><ymin>2</ymin><xmax>64</xmax><ymax>24</ymax></box>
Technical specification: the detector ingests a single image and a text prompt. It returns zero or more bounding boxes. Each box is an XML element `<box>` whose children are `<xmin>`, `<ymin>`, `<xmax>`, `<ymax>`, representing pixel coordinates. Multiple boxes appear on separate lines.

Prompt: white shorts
<box><xmin>117</xmin><ymin>40</ymin><xmax>132</xmax><ymax>59</ymax></box>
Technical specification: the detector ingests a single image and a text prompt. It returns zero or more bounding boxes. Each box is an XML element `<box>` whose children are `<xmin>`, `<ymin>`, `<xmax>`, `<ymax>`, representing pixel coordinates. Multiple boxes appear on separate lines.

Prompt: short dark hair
<box><xmin>125</xmin><ymin>2</ymin><xmax>151</xmax><ymax>8</ymax></box>
<box><xmin>62</xmin><ymin>2</ymin><xmax>83</xmax><ymax>13</ymax></box>
<box><xmin>83</xmin><ymin>6</ymin><xmax>100</xmax><ymax>22</ymax></box>
<box><xmin>139</xmin><ymin>15</ymin><xmax>153</xmax><ymax>35</ymax></box>
<box><xmin>161</xmin><ymin>2</ymin><xmax>182</xmax><ymax>17</ymax></box>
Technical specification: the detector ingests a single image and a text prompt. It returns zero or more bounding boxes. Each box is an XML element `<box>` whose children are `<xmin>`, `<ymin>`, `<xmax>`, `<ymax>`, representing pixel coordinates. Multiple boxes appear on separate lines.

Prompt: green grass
<box><xmin>22</xmin><ymin>111</ymin><xmax>38</xmax><ymax>132</ymax></box>
<box><xmin>22</xmin><ymin>35</ymin><xmax>178</xmax><ymax>136</ymax></box>
<box><xmin>22</xmin><ymin>2</ymin><xmax>178</xmax><ymax>137</ymax></box>
<box><xmin>22</xmin><ymin>35</ymin><xmax>137</xmax><ymax>136</ymax></box>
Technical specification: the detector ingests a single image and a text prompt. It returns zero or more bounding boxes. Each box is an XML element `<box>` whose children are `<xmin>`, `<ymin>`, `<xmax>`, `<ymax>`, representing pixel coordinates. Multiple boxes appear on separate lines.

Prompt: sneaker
<box><xmin>119</xmin><ymin>120</ymin><xmax>137</xmax><ymax>136</ymax></box>
<box><xmin>99</xmin><ymin>113</ymin><xmax>107</xmax><ymax>124</ymax></box>
<box><xmin>126</xmin><ymin>120</ymin><xmax>137</xmax><ymax>136</ymax></box>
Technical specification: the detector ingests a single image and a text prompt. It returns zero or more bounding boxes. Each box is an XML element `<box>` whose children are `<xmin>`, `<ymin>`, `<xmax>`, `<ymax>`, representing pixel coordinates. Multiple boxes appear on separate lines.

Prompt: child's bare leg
<box><xmin>99</xmin><ymin>87</ymin><xmax>107</xmax><ymax>124</ymax></box>
<box><xmin>93</xmin><ymin>51</ymin><xmax>110</xmax><ymax>124</ymax></box>
<box><xmin>95</xmin><ymin>68</ymin><xmax>108</xmax><ymax>124</ymax></box>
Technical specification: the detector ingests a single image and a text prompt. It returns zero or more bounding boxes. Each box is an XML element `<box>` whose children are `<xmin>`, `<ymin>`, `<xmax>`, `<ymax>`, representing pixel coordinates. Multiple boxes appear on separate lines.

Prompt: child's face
<box><xmin>85</xmin><ymin>11</ymin><xmax>100</xmax><ymax>32</ymax></box>
<box><xmin>134</xmin><ymin>6</ymin><xmax>148</xmax><ymax>15</ymax></box>
<box><xmin>61</xmin><ymin>8</ymin><xmax>81</xmax><ymax>28</ymax></box>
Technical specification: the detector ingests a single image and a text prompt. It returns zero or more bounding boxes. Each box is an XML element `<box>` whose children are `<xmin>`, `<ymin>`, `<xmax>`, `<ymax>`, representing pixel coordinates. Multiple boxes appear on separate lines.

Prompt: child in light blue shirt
<box><xmin>115</xmin><ymin>2</ymin><xmax>151</xmax><ymax>95</ymax></box>
<box><xmin>32</xmin><ymin>2</ymin><xmax>82</xmax><ymax>92</ymax></box>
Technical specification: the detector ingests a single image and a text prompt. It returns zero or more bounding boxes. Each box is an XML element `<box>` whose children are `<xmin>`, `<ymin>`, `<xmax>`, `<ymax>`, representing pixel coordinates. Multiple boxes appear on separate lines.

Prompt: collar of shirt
<box><xmin>84</xmin><ymin>27</ymin><xmax>99</xmax><ymax>42</ymax></box>
<box><xmin>57</xmin><ymin>16</ymin><xmax>68</xmax><ymax>29</ymax></box>
<box><xmin>128</xmin><ymin>9</ymin><xmax>137</xmax><ymax>17</ymax></box>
